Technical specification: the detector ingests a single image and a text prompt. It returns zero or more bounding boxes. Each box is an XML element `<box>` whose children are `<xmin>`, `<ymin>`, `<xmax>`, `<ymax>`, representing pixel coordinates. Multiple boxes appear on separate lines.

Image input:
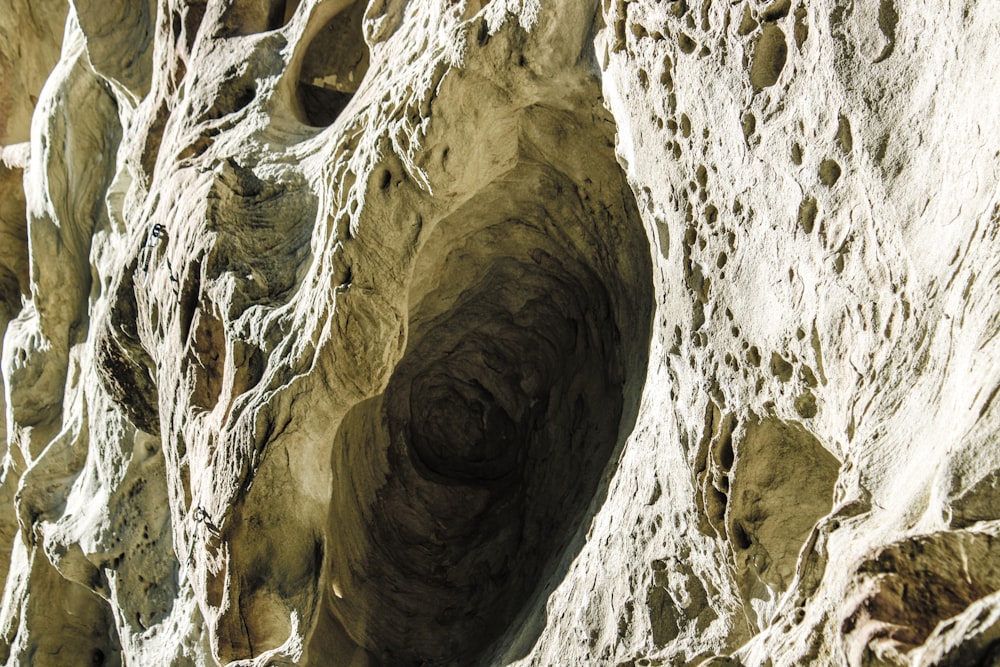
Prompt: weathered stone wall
<box><xmin>0</xmin><ymin>0</ymin><xmax>999</xmax><ymax>665</ymax></box>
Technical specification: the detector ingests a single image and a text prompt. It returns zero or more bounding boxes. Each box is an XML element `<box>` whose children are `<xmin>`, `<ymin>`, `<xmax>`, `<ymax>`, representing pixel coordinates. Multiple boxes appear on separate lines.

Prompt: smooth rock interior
<box><xmin>325</xmin><ymin>168</ymin><xmax>653</xmax><ymax>664</ymax></box>
<box><xmin>295</xmin><ymin>0</ymin><xmax>369</xmax><ymax>127</ymax></box>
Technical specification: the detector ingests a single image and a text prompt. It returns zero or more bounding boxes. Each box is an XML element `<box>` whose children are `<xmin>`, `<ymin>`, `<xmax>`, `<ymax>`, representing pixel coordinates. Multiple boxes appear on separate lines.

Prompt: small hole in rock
<box><xmin>836</xmin><ymin>114</ymin><xmax>853</xmax><ymax>153</ymax></box>
<box><xmin>678</xmin><ymin>32</ymin><xmax>697</xmax><ymax>54</ymax></box>
<box><xmin>794</xmin><ymin>6</ymin><xmax>809</xmax><ymax>49</ymax></box>
<box><xmin>769</xmin><ymin>352</ymin><xmax>794</xmax><ymax>382</ymax></box>
<box><xmin>818</xmin><ymin>159</ymin><xmax>842</xmax><ymax>186</ymax></box>
<box><xmin>761</xmin><ymin>0</ymin><xmax>791</xmax><ymax>22</ymax></box>
<box><xmin>798</xmin><ymin>196</ymin><xmax>817</xmax><ymax>233</ymax></box>
<box><xmin>738</xmin><ymin>5</ymin><xmax>758</xmax><ymax>35</ymax></box>
<box><xmin>749</xmin><ymin>24</ymin><xmax>787</xmax><ymax>88</ymax></box>
<box><xmin>680</xmin><ymin>113</ymin><xmax>692</xmax><ymax>137</ymax></box>
<box><xmin>742</xmin><ymin>112</ymin><xmax>756</xmax><ymax>141</ymax></box>
<box><xmin>791</xmin><ymin>142</ymin><xmax>803</xmax><ymax>165</ymax></box>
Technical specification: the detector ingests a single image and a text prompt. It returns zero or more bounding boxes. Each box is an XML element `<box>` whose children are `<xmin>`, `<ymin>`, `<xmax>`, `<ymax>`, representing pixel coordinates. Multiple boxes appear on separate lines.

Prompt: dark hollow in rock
<box><xmin>749</xmin><ymin>23</ymin><xmax>787</xmax><ymax>89</ymax></box>
<box><xmin>727</xmin><ymin>417</ymin><xmax>839</xmax><ymax>598</ymax></box>
<box><xmin>219</xmin><ymin>0</ymin><xmax>302</xmax><ymax>35</ymax></box>
<box><xmin>818</xmin><ymin>158</ymin><xmax>842</xmax><ymax>187</ymax></box>
<box><xmin>295</xmin><ymin>0</ymin><xmax>370</xmax><ymax>127</ymax></box>
<box><xmin>325</xmin><ymin>164</ymin><xmax>653</xmax><ymax>665</ymax></box>
<box><xmin>844</xmin><ymin>529</ymin><xmax>1000</xmax><ymax>657</ymax></box>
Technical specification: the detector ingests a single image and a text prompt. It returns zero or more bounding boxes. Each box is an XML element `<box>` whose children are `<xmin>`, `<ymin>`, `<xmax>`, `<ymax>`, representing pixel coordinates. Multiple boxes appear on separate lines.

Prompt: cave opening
<box><xmin>294</xmin><ymin>0</ymin><xmax>370</xmax><ymax>127</ymax></box>
<box><xmin>324</xmin><ymin>166</ymin><xmax>653</xmax><ymax>665</ymax></box>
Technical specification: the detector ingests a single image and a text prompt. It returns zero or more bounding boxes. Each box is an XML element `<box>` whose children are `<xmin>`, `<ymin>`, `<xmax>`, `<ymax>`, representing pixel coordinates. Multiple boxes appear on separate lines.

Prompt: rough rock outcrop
<box><xmin>1</xmin><ymin>0</ymin><xmax>999</xmax><ymax>665</ymax></box>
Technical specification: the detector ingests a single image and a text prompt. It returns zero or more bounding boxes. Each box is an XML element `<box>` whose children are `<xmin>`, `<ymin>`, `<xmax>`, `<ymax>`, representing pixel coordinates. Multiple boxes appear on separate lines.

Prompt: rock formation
<box><xmin>1</xmin><ymin>0</ymin><xmax>999</xmax><ymax>665</ymax></box>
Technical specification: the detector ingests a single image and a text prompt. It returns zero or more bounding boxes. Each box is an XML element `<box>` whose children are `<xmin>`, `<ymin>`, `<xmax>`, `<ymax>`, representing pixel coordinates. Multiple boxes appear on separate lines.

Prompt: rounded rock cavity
<box><xmin>324</xmin><ymin>165</ymin><xmax>653</xmax><ymax>665</ymax></box>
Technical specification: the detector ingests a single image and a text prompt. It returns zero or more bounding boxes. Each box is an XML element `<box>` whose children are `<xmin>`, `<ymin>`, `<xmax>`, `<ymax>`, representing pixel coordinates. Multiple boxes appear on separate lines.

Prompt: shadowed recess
<box><xmin>295</xmin><ymin>0</ymin><xmax>370</xmax><ymax>127</ymax></box>
<box><xmin>219</xmin><ymin>0</ymin><xmax>302</xmax><ymax>35</ymax></box>
<box><xmin>325</xmin><ymin>164</ymin><xmax>653</xmax><ymax>665</ymax></box>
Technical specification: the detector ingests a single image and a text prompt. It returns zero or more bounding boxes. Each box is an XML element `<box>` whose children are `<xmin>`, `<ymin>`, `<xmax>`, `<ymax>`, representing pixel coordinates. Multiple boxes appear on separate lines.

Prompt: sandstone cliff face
<box><xmin>1</xmin><ymin>0</ymin><xmax>999</xmax><ymax>665</ymax></box>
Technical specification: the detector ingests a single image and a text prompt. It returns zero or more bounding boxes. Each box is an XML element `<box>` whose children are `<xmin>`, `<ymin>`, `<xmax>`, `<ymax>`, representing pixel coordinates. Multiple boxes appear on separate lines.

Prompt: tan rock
<box><xmin>0</xmin><ymin>0</ymin><xmax>999</xmax><ymax>666</ymax></box>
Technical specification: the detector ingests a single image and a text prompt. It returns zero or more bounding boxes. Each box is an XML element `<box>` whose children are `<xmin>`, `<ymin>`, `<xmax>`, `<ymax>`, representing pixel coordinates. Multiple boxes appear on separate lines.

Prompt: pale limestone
<box><xmin>0</xmin><ymin>1</ymin><xmax>999</xmax><ymax>666</ymax></box>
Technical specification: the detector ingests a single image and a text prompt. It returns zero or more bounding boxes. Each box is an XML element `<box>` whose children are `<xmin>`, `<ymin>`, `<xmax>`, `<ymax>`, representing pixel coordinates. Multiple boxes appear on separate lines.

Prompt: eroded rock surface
<box><xmin>1</xmin><ymin>0</ymin><xmax>999</xmax><ymax>665</ymax></box>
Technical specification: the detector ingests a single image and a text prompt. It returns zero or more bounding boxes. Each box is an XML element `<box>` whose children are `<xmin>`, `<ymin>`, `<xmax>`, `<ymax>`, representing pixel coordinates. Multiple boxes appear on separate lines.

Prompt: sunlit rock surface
<box><xmin>1</xmin><ymin>0</ymin><xmax>999</xmax><ymax>665</ymax></box>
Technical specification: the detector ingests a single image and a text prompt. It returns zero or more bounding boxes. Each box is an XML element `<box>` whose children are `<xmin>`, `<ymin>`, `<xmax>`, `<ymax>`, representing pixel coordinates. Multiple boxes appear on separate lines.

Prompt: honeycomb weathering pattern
<box><xmin>1</xmin><ymin>0</ymin><xmax>1000</xmax><ymax>666</ymax></box>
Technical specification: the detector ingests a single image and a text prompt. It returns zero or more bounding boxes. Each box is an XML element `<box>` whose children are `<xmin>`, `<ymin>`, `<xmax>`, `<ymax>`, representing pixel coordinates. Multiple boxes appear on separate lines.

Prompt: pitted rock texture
<box><xmin>1</xmin><ymin>0</ymin><xmax>999</xmax><ymax>666</ymax></box>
